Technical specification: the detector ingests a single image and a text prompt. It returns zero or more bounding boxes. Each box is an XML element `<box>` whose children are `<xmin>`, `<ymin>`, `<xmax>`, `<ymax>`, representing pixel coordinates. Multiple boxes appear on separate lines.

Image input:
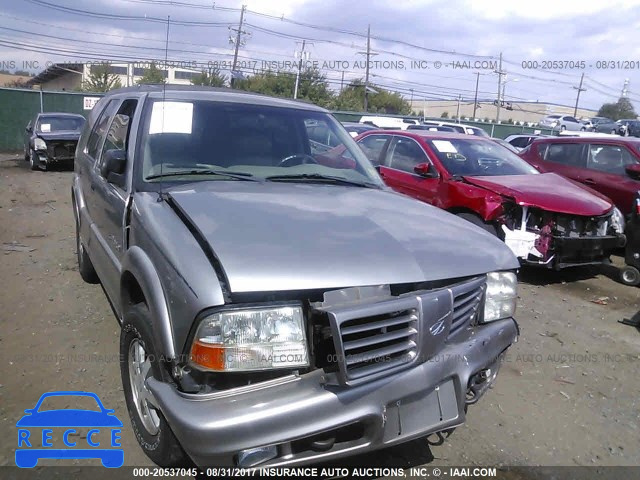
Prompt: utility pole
<box><xmin>409</xmin><ymin>88</ymin><xmax>414</xmax><ymax>112</ymax></box>
<box><xmin>456</xmin><ymin>95</ymin><xmax>462</xmax><ymax>122</ymax></box>
<box><xmin>229</xmin><ymin>5</ymin><xmax>248</xmax><ymax>88</ymax></box>
<box><xmin>340</xmin><ymin>71</ymin><xmax>344</xmax><ymax>92</ymax></box>
<box><xmin>473</xmin><ymin>72</ymin><xmax>480</xmax><ymax>119</ymax></box>
<box><xmin>293</xmin><ymin>39</ymin><xmax>307</xmax><ymax>99</ymax></box>
<box><xmin>572</xmin><ymin>72</ymin><xmax>586</xmax><ymax>117</ymax></box>
<box><xmin>422</xmin><ymin>97</ymin><xmax>426</xmax><ymax>122</ymax></box>
<box><xmin>494</xmin><ymin>52</ymin><xmax>504</xmax><ymax>123</ymax></box>
<box><xmin>363</xmin><ymin>25</ymin><xmax>372</xmax><ymax>112</ymax></box>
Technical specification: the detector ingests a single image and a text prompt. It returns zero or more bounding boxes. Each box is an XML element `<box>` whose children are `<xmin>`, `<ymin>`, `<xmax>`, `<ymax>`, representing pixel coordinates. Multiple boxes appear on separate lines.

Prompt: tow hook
<box><xmin>466</xmin><ymin>357</ymin><xmax>501</xmax><ymax>405</ymax></box>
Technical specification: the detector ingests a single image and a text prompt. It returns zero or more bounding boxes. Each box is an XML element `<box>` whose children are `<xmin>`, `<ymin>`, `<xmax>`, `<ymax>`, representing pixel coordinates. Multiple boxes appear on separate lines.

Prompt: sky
<box><xmin>1</xmin><ymin>0</ymin><xmax>640</xmax><ymax>113</ymax></box>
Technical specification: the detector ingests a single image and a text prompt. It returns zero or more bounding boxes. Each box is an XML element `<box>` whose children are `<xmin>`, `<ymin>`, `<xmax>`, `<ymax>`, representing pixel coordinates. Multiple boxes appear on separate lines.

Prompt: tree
<box><xmin>329</xmin><ymin>79</ymin><xmax>411</xmax><ymax>114</ymax></box>
<box><xmin>441</xmin><ymin>111</ymin><xmax>449</xmax><ymax>118</ymax></box>
<box><xmin>13</xmin><ymin>70</ymin><xmax>31</xmax><ymax>76</ymax></box>
<box><xmin>82</xmin><ymin>64</ymin><xmax>122</xmax><ymax>92</ymax></box>
<box><xmin>597</xmin><ymin>97</ymin><xmax>637</xmax><ymax>120</ymax></box>
<box><xmin>136</xmin><ymin>63</ymin><xmax>166</xmax><ymax>85</ymax></box>
<box><xmin>191</xmin><ymin>68</ymin><xmax>227</xmax><ymax>87</ymax></box>
<box><xmin>235</xmin><ymin>68</ymin><xmax>333</xmax><ymax>108</ymax></box>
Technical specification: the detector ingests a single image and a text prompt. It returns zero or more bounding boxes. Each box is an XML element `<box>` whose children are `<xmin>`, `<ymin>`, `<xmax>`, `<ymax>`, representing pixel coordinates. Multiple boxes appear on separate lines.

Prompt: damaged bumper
<box><xmin>146</xmin><ymin>318</ymin><xmax>518</xmax><ymax>467</ymax></box>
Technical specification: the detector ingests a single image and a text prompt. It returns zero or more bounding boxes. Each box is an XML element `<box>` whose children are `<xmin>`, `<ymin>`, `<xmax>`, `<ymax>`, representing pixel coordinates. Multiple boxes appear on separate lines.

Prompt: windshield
<box><xmin>37</xmin><ymin>116</ymin><xmax>84</xmax><ymax>133</ymax></box>
<box><xmin>138</xmin><ymin>100</ymin><xmax>382</xmax><ymax>187</ymax></box>
<box><xmin>428</xmin><ymin>138</ymin><xmax>540</xmax><ymax>176</ymax></box>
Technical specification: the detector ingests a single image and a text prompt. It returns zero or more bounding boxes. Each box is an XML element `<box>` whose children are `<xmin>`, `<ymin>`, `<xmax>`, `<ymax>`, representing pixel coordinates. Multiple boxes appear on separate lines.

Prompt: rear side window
<box><xmin>587</xmin><ymin>144</ymin><xmax>638</xmax><ymax>175</ymax></box>
<box><xmin>86</xmin><ymin>99</ymin><xmax>119</xmax><ymax>160</ymax></box>
<box><xmin>99</xmin><ymin>99</ymin><xmax>138</xmax><ymax>161</ymax></box>
<box><xmin>544</xmin><ymin>143</ymin><xmax>586</xmax><ymax>167</ymax></box>
<box><xmin>509</xmin><ymin>137</ymin><xmax>530</xmax><ymax>148</ymax></box>
<box><xmin>357</xmin><ymin>135</ymin><xmax>389</xmax><ymax>166</ymax></box>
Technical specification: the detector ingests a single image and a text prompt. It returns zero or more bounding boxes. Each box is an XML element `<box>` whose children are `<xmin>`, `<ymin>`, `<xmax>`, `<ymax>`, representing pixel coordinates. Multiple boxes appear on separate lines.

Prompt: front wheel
<box><xmin>29</xmin><ymin>149</ymin><xmax>39</xmax><ymax>171</ymax></box>
<box><xmin>120</xmin><ymin>305</ymin><xmax>192</xmax><ymax>467</ymax></box>
<box><xmin>560</xmin><ymin>125</ymin><xmax>566</xmax><ymax>131</ymax></box>
<box><xmin>620</xmin><ymin>266</ymin><xmax>640</xmax><ymax>286</ymax></box>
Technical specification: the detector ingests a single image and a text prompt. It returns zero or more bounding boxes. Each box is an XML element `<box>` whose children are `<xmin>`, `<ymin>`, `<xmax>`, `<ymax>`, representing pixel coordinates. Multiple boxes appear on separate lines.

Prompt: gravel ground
<box><xmin>0</xmin><ymin>153</ymin><xmax>638</xmax><ymax>474</ymax></box>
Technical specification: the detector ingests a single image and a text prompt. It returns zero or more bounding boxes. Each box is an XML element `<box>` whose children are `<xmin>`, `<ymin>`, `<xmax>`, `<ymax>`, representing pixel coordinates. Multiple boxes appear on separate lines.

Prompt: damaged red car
<box><xmin>355</xmin><ymin>131</ymin><xmax>626</xmax><ymax>269</ymax></box>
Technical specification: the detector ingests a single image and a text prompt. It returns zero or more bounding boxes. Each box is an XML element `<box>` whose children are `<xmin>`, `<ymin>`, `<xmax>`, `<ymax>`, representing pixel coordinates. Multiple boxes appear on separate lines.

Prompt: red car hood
<box><xmin>462</xmin><ymin>173</ymin><xmax>613</xmax><ymax>216</ymax></box>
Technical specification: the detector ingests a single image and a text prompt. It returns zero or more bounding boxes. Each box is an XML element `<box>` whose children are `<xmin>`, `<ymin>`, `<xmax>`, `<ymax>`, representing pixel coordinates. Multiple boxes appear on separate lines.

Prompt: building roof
<box><xmin>27</xmin><ymin>63</ymin><xmax>83</xmax><ymax>86</ymax></box>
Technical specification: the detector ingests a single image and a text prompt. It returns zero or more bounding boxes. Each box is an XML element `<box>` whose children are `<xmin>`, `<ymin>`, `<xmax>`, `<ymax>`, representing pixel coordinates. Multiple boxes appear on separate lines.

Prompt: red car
<box><xmin>519</xmin><ymin>136</ymin><xmax>640</xmax><ymax>217</ymax></box>
<box><xmin>355</xmin><ymin>130</ymin><xmax>626</xmax><ymax>269</ymax></box>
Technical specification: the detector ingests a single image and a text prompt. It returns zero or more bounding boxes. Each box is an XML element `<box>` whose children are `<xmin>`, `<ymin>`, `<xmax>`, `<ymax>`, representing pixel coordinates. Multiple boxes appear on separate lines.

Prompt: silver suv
<box><xmin>72</xmin><ymin>85</ymin><xmax>519</xmax><ymax>468</ymax></box>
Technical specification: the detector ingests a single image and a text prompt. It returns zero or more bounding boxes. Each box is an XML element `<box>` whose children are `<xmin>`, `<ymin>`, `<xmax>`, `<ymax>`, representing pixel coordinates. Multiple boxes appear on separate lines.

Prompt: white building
<box><xmin>27</xmin><ymin>62</ymin><xmax>201</xmax><ymax>91</ymax></box>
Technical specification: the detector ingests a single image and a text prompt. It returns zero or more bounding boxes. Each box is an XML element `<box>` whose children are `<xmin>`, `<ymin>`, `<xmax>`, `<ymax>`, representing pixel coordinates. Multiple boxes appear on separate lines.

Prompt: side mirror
<box><xmin>25</xmin><ymin>126</ymin><xmax>32</xmax><ymax>133</ymax></box>
<box><xmin>414</xmin><ymin>162</ymin><xmax>437</xmax><ymax>178</ymax></box>
<box><xmin>625</xmin><ymin>164</ymin><xmax>640</xmax><ymax>180</ymax></box>
<box><xmin>101</xmin><ymin>149</ymin><xmax>127</xmax><ymax>187</ymax></box>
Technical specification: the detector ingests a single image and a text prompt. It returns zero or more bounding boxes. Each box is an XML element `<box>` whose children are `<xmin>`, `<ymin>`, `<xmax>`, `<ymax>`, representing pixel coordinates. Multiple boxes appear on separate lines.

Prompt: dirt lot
<box><xmin>0</xmin><ymin>152</ymin><xmax>639</xmax><ymax>472</ymax></box>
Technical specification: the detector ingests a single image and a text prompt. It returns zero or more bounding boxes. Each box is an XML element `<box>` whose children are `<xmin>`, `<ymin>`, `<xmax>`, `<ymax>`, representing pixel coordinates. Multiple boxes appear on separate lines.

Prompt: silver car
<box><xmin>72</xmin><ymin>85</ymin><xmax>519</xmax><ymax>468</ymax></box>
<box><xmin>539</xmin><ymin>114</ymin><xmax>585</xmax><ymax>132</ymax></box>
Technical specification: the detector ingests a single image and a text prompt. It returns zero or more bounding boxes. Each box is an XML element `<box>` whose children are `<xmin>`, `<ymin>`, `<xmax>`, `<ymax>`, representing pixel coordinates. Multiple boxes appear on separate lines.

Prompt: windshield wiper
<box><xmin>264</xmin><ymin>173</ymin><xmax>379</xmax><ymax>189</ymax></box>
<box><xmin>146</xmin><ymin>169</ymin><xmax>260</xmax><ymax>182</ymax></box>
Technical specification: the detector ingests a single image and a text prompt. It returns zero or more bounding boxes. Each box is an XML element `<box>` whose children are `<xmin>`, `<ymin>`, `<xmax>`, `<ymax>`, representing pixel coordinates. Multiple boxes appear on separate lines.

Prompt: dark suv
<box><xmin>72</xmin><ymin>85</ymin><xmax>519</xmax><ymax>468</ymax></box>
<box><xmin>520</xmin><ymin>136</ymin><xmax>640</xmax><ymax>216</ymax></box>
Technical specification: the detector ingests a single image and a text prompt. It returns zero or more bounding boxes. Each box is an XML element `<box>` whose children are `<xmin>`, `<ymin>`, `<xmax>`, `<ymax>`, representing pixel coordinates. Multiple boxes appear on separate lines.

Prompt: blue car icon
<box><xmin>16</xmin><ymin>391</ymin><xmax>124</xmax><ymax>468</ymax></box>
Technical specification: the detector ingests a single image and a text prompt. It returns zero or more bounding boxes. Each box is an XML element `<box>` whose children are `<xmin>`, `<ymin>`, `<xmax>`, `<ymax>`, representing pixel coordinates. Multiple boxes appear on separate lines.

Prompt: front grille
<box><xmin>450</xmin><ymin>278</ymin><xmax>486</xmax><ymax>336</ymax></box>
<box><xmin>48</xmin><ymin>142</ymin><xmax>77</xmax><ymax>159</ymax></box>
<box><xmin>322</xmin><ymin>276</ymin><xmax>486</xmax><ymax>385</ymax></box>
<box><xmin>339</xmin><ymin>308</ymin><xmax>418</xmax><ymax>381</ymax></box>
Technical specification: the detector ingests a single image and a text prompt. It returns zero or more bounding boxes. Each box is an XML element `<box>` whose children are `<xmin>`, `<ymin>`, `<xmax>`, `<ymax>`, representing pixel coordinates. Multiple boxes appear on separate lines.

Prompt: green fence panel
<box><xmin>0</xmin><ymin>88</ymin><xmax>104</xmax><ymax>152</ymax></box>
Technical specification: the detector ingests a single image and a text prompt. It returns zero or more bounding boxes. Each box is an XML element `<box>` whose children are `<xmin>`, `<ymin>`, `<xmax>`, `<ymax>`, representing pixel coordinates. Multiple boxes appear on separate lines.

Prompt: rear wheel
<box><xmin>560</xmin><ymin>125</ymin><xmax>566</xmax><ymax>131</ymax></box>
<box><xmin>620</xmin><ymin>266</ymin><xmax>640</xmax><ymax>286</ymax></box>
<box><xmin>120</xmin><ymin>304</ymin><xmax>191</xmax><ymax>467</ymax></box>
<box><xmin>611</xmin><ymin>129</ymin><xmax>617</xmax><ymax>135</ymax></box>
<box><xmin>456</xmin><ymin>213</ymin><xmax>498</xmax><ymax>237</ymax></box>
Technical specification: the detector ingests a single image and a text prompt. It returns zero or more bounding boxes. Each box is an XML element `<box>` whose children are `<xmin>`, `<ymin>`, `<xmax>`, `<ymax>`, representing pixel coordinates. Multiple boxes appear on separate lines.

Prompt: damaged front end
<box><xmin>498</xmin><ymin>203</ymin><xmax>626</xmax><ymax>269</ymax></box>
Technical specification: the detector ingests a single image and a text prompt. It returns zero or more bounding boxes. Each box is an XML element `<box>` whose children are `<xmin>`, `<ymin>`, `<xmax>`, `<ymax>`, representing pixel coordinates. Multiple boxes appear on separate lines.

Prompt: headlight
<box><xmin>34</xmin><ymin>138</ymin><xmax>47</xmax><ymax>150</ymax></box>
<box><xmin>190</xmin><ymin>305</ymin><xmax>308</xmax><ymax>372</ymax></box>
<box><xmin>483</xmin><ymin>272</ymin><xmax>517</xmax><ymax>323</ymax></box>
<box><xmin>610</xmin><ymin>207</ymin><xmax>625</xmax><ymax>234</ymax></box>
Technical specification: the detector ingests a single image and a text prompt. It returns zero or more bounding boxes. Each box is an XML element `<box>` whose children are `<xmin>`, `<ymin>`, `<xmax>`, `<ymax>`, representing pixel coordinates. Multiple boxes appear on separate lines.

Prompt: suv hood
<box><xmin>462</xmin><ymin>173</ymin><xmax>613</xmax><ymax>216</ymax></box>
<box><xmin>37</xmin><ymin>131</ymin><xmax>81</xmax><ymax>142</ymax></box>
<box><xmin>165</xmin><ymin>182</ymin><xmax>518</xmax><ymax>293</ymax></box>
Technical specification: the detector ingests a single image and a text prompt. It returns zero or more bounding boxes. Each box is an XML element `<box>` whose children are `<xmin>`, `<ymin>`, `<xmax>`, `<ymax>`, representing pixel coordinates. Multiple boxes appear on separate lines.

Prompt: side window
<box><xmin>544</xmin><ymin>143</ymin><xmax>586</xmax><ymax>167</ymax></box>
<box><xmin>510</xmin><ymin>137</ymin><xmax>529</xmax><ymax>148</ymax></box>
<box><xmin>565</xmin><ymin>117</ymin><xmax>578</xmax><ymax>123</ymax></box>
<box><xmin>99</xmin><ymin>99</ymin><xmax>138</xmax><ymax>167</ymax></box>
<box><xmin>587</xmin><ymin>144</ymin><xmax>637</xmax><ymax>175</ymax></box>
<box><xmin>86</xmin><ymin>100</ymin><xmax>120</xmax><ymax>160</ymax></box>
<box><xmin>357</xmin><ymin>135</ymin><xmax>389</xmax><ymax>166</ymax></box>
<box><xmin>385</xmin><ymin>137</ymin><xmax>429</xmax><ymax>173</ymax></box>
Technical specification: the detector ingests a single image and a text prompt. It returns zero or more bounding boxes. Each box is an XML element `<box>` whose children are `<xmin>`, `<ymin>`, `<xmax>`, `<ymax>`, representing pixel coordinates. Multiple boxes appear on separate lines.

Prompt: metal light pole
<box><xmin>473</xmin><ymin>72</ymin><xmax>480</xmax><ymax>120</ymax></box>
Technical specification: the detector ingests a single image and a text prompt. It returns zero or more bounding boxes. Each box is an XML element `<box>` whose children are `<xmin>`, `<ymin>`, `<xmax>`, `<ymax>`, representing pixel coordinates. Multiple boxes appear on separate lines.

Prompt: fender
<box><xmin>121</xmin><ymin>246</ymin><xmax>176</xmax><ymax>360</ymax></box>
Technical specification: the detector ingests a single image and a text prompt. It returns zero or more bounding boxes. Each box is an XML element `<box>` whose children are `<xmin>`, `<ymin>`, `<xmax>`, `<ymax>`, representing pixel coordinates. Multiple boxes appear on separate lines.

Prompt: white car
<box><xmin>359</xmin><ymin>116</ymin><xmax>419</xmax><ymax>130</ymax></box>
<box><xmin>539</xmin><ymin>115</ymin><xmax>585</xmax><ymax>132</ymax></box>
<box><xmin>422</xmin><ymin>121</ymin><xmax>489</xmax><ymax>137</ymax></box>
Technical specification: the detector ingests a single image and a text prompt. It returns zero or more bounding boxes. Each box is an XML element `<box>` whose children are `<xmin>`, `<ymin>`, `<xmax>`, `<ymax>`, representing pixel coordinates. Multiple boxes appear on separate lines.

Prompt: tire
<box><xmin>120</xmin><ymin>304</ymin><xmax>192</xmax><ymax>467</ymax></box>
<box><xmin>29</xmin><ymin>149</ymin><xmax>39</xmax><ymax>171</ymax></box>
<box><xmin>560</xmin><ymin>125</ymin><xmax>566</xmax><ymax>131</ymax></box>
<box><xmin>611</xmin><ymin>129</ymin><xmax>617</xmax><ymax>135</ymax></box>
<box><xmin>620</xmin><ymin>266</ymin><xmax>640</xmax><ymax>286</ymax></box>
<box><xmin>456</xmin><ymin>213</ymin><xmax>498</xmax><ymax>237</ymax></box>
<box><xmin>580</xmin><ymin>127</ymin><xmax>585</xmax><ymax>131</ymax></box>
<box><xmin>74</xmin><ymin>205</ymin><xmax>99</xmax><ymax>284</ymax></box>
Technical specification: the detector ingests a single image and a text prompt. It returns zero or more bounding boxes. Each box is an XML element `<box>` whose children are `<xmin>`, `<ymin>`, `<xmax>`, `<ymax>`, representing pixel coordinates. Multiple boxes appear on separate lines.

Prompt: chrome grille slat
<box><xmin>343</xmin><ymin>327</ymin><xmax>417</xmax><ymax>351</ymax></box>
<box><xmin>345</xmin><ymin>340</ymin><xmax>416</xmax><ymax>366</ymax></box>
<box><xmin>341</xmin><ymin>313</ymin><xmax>416</xmax><ymax>336</ymax></box>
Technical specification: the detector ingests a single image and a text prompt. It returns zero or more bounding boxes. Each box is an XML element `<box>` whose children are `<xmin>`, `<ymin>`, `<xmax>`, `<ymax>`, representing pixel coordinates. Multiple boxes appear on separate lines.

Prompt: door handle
<box><xmin>583</xmin><ymin>178</ymin><xmax>596</xmax><ymax>186</ymax></box>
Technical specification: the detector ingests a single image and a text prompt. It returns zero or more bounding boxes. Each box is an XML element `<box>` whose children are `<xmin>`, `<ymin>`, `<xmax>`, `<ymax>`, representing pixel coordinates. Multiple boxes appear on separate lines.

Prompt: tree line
<box><xmin>81</xmin><ymin>63</ymin><xmax>412</xmax><ymax>115</ymax></box>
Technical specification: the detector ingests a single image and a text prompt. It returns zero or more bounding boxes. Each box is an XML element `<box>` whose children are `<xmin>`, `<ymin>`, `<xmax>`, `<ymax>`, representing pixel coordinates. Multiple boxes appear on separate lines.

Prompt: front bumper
<box><xmin>147</xmin><ymin>318</ymin><xmax>518</xmax><ymax>467</ymax></box>
<box><xmin>521</xmin><ymin>234</ymin><xmax>625</xmax><ymax>269</ymax></box>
